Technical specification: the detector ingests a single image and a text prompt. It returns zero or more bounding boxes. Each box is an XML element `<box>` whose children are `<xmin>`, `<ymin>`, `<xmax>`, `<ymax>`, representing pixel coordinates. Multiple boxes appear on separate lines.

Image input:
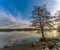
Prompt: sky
<box><xmin>0</xmin><ymin>0</ymin><xmax>60</xmax><ymax>28</ymax></box>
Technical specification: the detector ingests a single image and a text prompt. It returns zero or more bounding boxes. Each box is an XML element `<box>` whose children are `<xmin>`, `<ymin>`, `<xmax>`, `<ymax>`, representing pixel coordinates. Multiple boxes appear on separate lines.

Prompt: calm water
<box><xmin>0</xmin><ymin>31</ymin><xmax>40</xmax><ymax>48</ymax></box>
<box><xmin>0</xmin><ymin>31</ymin><xmax>60</xmax><ymax>48</ymax></box>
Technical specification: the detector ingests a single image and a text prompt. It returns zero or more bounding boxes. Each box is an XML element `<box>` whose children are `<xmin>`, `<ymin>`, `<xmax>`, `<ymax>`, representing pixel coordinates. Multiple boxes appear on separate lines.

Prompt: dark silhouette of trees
<box><xmin>30</xmin><ymin>4</ymin><xmax>55</xmax><ymax>38</ymax></box>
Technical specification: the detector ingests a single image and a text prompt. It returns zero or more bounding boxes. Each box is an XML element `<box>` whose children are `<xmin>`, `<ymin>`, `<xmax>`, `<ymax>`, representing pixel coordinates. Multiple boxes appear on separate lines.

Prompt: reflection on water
<box><xmin>0</xmin><ymin>31</ymin><xmax>40</xmax><ymax>48</ymax></box>
<box><xmin>0</xmin><ymin>31</ymin><xmax>59</xmax><ymax>48</ymax></box>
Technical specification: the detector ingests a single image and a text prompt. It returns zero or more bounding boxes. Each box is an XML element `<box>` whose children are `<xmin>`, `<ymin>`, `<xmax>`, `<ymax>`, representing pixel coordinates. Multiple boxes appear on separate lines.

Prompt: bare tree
<box><xmin>30</xmin><ymin>4</ymin><xmax>55</xmax><ymax>38</ymax></box>
<box><xmin>55</xmin><ymin>11</ymin><xmax>60</xmax><ymax>37</ymax></box>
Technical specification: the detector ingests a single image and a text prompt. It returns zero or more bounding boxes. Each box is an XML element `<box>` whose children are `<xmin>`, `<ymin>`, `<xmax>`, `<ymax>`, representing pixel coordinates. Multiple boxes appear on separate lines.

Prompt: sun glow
<box><xmin>53</xmin><ymin>22</ymin><xmax>59</xmax><ymax>37</ymax></box>
<box><xmin>52</xmin><ymin>31</ymin><xmax>58</xmax><ymax>37</ymax></box>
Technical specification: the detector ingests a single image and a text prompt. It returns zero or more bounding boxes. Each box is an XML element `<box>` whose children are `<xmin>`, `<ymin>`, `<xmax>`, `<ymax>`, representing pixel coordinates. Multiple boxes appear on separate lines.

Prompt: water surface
<box><xmin>0</xmin><ymin>31</ymin><xmax>40</xmax><ymax>48</ymax></box>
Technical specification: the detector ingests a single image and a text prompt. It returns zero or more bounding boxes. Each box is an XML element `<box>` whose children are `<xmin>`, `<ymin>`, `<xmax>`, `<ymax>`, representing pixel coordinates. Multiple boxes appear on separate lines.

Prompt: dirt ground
<box><xmin>0</xmin><ymin>41</ymin><xmax>46</xmax><ymax>50</ymax></box>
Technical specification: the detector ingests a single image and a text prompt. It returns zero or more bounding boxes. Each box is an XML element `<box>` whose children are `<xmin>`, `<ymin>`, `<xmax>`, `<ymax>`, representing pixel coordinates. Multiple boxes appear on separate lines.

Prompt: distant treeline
<box><xmin>0</xmin><ymin>28</ymin><xmax>58</xmax><ymax>32</ymax></box>
<box><xmin>0</xmin><ymin>28</ymin><xmax>38</xmax><ymax>32</ymax></box>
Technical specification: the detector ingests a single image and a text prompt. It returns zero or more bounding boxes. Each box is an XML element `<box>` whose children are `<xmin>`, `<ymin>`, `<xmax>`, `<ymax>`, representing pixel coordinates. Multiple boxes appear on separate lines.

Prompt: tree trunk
<box><xmin>59</xmin><ymin>32</ymin><xmax>60</xmax><ymax>37</ymax></box>
<box><xmin>41</xmin><ymin>25</ymin><xmax>44</xmax><ymax>38</ymax></box>
<box><xmin>40</xmin><ymin>18</ymin><xmax>45</xmax><ymax>38</ymax></box>
<box><xmin>39</xmin><ymin>25</ymin><xmax>45</xmax><ymax>41</ymax></box>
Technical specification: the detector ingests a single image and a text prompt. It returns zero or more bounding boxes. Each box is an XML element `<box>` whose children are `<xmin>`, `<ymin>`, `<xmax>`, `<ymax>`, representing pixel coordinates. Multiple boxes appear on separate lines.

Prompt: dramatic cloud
<box><xmin>0</xmin><ymin>8</ymin><xmax>31</xmax><ymax>28</ymax></box>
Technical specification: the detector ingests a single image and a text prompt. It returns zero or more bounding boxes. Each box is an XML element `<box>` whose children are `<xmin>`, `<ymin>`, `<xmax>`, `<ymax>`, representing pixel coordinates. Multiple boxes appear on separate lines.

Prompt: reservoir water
<box><xmin>0</xmin><ymin>31</ymin><xmax>40</xmax><ymax>48</ymax></box>
<box><xmin>0</xmin><ymin>31</ymin><xmax>60</xmax><ymax>48</ymax></box>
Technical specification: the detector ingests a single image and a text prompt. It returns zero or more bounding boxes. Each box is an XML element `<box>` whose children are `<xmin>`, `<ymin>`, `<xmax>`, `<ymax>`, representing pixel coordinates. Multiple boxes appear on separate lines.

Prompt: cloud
<box><xmin>0</xmin><ymin>8</ymin><xmax>30</xmax><ymax>28</ymax></box>
<box><xmin>51</xmin><ymin>0</ymin><xmax>60</xmax><ymax>15</ymax></box>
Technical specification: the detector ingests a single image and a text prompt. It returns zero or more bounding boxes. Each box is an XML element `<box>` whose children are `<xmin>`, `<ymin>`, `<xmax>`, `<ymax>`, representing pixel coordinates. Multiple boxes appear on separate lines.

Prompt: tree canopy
<box><xmin>30</xmin><ymin>4</ymin><xmax>55</xmax><ymax>38</ymax></box>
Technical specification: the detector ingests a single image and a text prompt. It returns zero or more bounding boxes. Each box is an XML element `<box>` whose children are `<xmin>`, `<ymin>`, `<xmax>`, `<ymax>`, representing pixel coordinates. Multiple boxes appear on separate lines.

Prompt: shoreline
<box><xmin>1</xmin><ymin>38</ymin><xmax>60</xmax><ymax>50</ymax></box>
<box><xmin>1</xmin><ymin>41</ymin><xmax>40</xmax><ymax>50</ymax></box>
